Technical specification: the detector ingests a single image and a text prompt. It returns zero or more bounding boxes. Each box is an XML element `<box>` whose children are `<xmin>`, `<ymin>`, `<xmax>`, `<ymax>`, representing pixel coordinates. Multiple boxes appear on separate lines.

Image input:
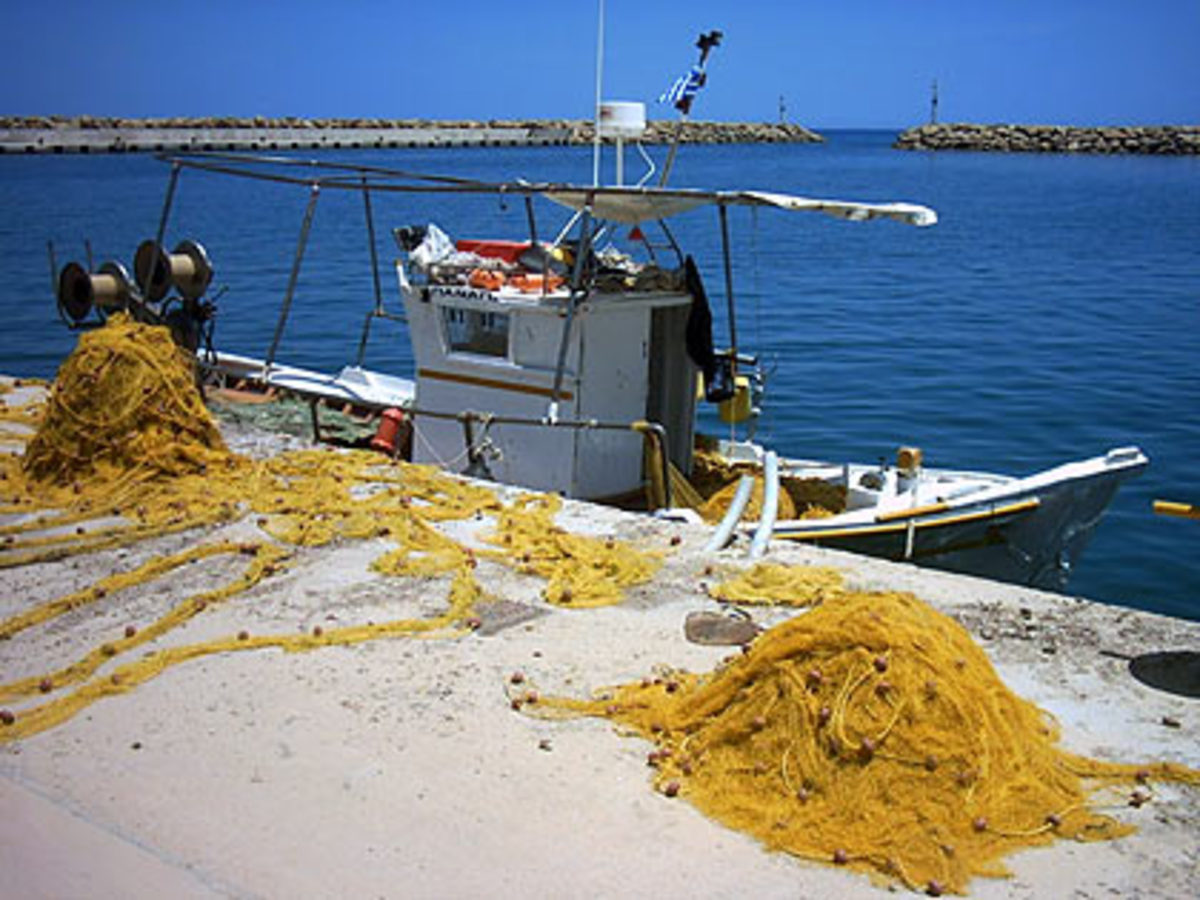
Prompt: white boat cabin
<box><xmin>397</xmin><ymin>235</ymin><xmax>699</xmax><ymax>502</ymax></box>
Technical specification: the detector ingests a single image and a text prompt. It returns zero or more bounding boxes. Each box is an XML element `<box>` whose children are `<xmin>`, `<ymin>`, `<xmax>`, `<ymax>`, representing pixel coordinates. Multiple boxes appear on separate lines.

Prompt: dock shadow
<box><xmin>1128</xmin><ymin>651</ymin><xmax>1200</xmax><ymax>699</ymax></box>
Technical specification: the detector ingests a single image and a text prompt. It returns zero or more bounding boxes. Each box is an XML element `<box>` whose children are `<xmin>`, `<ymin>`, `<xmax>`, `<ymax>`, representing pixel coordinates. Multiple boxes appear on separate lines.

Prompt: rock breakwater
<box><xmin>895</xmin><ymin>123</ymin><xmax>1200</xmax><ymax>155</ymax></box>
<box><xmin>563</xmin><ymin>119</ymin><xmax>823</xmax><ymax>144</ymax></box>
<box><xmin>0</xmin><ymin>116</ymin><xmax>823</xmax><ymax>154</ymax></box>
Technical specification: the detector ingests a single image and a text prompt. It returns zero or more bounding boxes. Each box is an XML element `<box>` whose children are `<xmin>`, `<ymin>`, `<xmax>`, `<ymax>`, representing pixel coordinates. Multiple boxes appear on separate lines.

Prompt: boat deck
<box><xmin>201</xmin><ymin>351</ymin><xmax>415</xmax><ymax>412</ymax></box>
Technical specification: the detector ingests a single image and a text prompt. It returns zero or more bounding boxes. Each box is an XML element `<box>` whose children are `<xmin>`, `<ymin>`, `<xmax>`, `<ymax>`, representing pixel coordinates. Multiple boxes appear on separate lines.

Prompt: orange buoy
<box><xmin>468</xmin><ymin>268</ymin><xmax>506</xmax><ymax>291</ymax></box>
<box><xmin>509</xmin><ymin>273</ymin><xmax>564</xmax><ymax>294</ymax></box>
<box><xmin>370</xmin><ymin>408</ymin><xmax>407</xmax><ymax>456</ymax></box>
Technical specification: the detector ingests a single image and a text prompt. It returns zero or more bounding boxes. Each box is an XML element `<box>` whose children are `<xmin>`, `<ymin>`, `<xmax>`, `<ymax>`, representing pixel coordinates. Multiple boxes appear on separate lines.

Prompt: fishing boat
<box><xmin>48</xmin><ymin>143</ymin><xmax>1147</xmax><ymax>593</ymax></box>
<box><xmin>47</xmin><ymin>24</ymin><xmax>1147</xmax><ymax>592</ymax></box>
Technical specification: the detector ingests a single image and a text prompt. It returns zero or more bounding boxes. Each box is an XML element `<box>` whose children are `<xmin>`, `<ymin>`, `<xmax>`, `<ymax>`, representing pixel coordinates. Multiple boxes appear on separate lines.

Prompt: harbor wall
<box><xmin>0</xmin><ymin>116</ymin><xmax>823</xmax><ymax>155</ymax></box>
<box><xmin>895</xmin><ymin>122</ymin><xmax>1200</xmax><ymax>154</ymax></box>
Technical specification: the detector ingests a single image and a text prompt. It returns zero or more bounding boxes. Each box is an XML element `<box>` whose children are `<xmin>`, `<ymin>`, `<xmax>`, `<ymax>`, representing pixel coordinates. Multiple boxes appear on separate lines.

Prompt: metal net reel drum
<box><xmin>134</xmin><ymin>238</ymin><xmax>213</xmax><ymax>302</ymax></box>
<box><xmin>56</xmin><ymin>260</ymin><xmax>134</xmax><ymax>323</ymax></box>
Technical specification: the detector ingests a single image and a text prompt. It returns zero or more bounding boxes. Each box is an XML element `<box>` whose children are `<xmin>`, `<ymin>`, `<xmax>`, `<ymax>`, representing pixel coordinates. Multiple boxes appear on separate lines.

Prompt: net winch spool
<box><xmin>134</xmin><ymin>238</ymin><xmax>213</xmax><ymax>302</ymax></box>
<box><xmin>56</xmin><ymin>260</ymin><xmax>133</xmax><ymax>322</ymax></box>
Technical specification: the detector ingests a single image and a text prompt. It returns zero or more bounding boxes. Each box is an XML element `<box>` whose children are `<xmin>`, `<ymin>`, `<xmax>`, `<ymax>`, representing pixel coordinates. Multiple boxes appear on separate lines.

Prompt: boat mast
<box><xmin>658</xmin><ymin>29</ymin><xmax>722</xmax><ymax>187</ymax></box>
<box><xmin>592</xmin><ymin>0</ymin><xmax>605</xmax><ymax>187</ymax></box>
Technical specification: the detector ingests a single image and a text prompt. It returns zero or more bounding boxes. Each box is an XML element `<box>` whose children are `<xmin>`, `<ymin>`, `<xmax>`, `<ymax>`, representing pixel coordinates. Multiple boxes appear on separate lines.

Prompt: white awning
<box><xmin>734</xmin><ymin>191</ymin><xmax>938</xmax><ymax>227</ymax></box>
<box><xmin>540</xmin><ymin>187</ymin><xmax>937</xmax><ymax>227</ymax></box>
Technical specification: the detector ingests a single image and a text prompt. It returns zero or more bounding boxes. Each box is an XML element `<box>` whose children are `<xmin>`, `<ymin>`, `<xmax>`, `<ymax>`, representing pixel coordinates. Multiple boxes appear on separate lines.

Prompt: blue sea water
<box><xmin>1</xmin><ymin>132</ymin><xmax>1197</xmax><ymax>619</ymax></box>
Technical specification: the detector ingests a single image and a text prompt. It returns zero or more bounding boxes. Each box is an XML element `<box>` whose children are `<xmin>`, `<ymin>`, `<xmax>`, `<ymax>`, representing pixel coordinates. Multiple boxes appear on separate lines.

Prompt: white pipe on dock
<box><xmin>748</xmin><ymin>451</ymin><xmax>779</xmax><ymax>560</ymax></box>
<box><xmin>702</xmin><ymin>475</ymin><xmax>754</xmax><ymax>553</ymax></box>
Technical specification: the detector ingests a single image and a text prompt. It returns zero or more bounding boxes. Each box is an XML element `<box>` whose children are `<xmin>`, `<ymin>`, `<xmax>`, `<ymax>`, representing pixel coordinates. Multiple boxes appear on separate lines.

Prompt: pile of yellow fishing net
<box><xmin>0</xmin><ymin>315</ymin><xmax>661</xmax><ymax>740</ymax></box>
<box><xmin>534</xmin><ymin>583</ymin><xmax>1199</xmax><ymax>894</ymax></box>
<box><xmin>23</xmin><ymin>314</ymin><xmax>227</xmax><ymax>484</ymax></box>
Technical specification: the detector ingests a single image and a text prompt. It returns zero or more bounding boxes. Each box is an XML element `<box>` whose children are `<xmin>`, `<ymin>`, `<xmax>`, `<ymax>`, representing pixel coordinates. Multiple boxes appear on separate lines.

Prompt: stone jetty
<box><xmin>895</xmin><ymin>122</ymin><xmax>1200</xmax><ymax>155</ymax></box>
<box><xmin>0</xmin><ymin>116</ymin><xmax>823</xmax><ymax>154</ymax></box>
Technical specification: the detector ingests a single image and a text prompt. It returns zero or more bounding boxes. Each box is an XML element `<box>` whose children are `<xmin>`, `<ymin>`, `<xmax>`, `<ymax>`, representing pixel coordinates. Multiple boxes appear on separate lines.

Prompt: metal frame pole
<box><xmin>154</xmin><ymin>162</ymin><xmax>182</xmax><ymax>246</ymax></box>
<box><xmin>524</xmin><ymin>195</ymin><xmax>539</xmax><ymax>248</ymax></box>
<box><xmin>266</xmin><ymin>184</ymin><xmax>320</xmax><ymax>368</ymax></box>
<box><xmin>548</xmin><ymin>206</ymin><xmax>593</xmax><ymax>418</ymax></box>
<box><xmin>718</xmin><ymin>203</ymin><xmax>738</xmax><ymax>368</ymax></box>
<box><xmin>362</xmin><ymin>176</ymin><xmax>384</xmax><ymax>314</ymax></box>
<box><xmin>355</xmin><ymin>176</ymin><xmax>385</xmax><ymax>367</ymax></box>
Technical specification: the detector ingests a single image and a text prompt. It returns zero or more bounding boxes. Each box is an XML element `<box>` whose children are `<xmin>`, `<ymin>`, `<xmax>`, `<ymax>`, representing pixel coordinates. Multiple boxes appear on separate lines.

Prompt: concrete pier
<box><xmin>1</xmin><ymin>374</ymin><xmax>1196</xmax><ymax>898</ymax></box>
<box><xmin>0</xmin><ymin>116</ymin><xmax>823</xmax><ymax>155</ymax></box>
<box><xmin>0</xmin><ymin>122</ymin><xmax>572</xmax><ymax>155</ymax></box>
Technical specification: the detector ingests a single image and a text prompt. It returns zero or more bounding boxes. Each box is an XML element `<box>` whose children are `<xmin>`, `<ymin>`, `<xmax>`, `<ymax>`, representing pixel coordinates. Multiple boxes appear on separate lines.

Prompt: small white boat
<box><xmin>720</xmin><ymin>440</ymin><xmax>1146</xmax><ymax>590</ymax></box>
<box><xmin>51</xmin><ymin>151</ymin><xmax>1146</xmax><ymax>592</ymax></box>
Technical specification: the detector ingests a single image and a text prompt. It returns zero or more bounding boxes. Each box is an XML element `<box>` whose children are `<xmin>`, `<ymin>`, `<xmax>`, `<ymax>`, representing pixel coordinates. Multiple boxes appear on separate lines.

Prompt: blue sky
<box><xmin>3</xmin><ymin>1</ymin><xmax>1197</xmax><ymax>128</ymax></box>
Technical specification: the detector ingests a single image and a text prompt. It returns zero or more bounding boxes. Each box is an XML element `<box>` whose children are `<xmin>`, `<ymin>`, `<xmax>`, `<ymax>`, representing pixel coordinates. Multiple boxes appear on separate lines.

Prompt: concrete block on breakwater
<box><xmin>0</xmin><ymin>116</ymin><xmax>823</xmax><ymax>155</ymax></box>
<box><xmin>894</xmin><ymin>122</ymin><xmax>1200</xmax><ymax>155</ymax></box>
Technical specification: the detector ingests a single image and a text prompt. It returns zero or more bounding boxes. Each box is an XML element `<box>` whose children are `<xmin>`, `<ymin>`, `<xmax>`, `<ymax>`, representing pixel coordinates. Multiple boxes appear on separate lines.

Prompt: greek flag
<box><xmin>658</xmin><ymin>65</ymin><xmax>704</xmax><ymax>106</ymax></box>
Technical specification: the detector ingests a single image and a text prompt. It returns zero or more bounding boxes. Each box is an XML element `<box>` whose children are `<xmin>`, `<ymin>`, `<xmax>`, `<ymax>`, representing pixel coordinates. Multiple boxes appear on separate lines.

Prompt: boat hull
<box><xmin>771</xmin><ymin>451</ymin><xmax>1147</xmax><ymax>592</ymax></box>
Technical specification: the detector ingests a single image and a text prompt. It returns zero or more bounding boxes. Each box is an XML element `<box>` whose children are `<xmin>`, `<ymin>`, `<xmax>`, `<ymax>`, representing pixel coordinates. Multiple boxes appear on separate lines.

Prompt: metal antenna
<box><xmin>592</xmin><ymin>0</ymin><xmax>605</xmax><ymax>186</ymax></box>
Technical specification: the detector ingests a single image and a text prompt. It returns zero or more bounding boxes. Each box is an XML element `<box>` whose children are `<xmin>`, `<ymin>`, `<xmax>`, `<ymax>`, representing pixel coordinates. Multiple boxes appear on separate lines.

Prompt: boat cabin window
<box><xmin>442</xmin><ymin>306</ymin><xmax>510</xmax><ymax>358</ymax></box>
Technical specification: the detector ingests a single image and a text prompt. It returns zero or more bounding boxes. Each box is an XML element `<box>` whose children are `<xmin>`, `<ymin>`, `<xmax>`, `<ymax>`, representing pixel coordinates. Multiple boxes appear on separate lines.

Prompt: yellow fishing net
<box><xmin>22</xmin><ymin>313</ymin><xmax>228</xmax><ymax>484</ymax></box>
<box><xmin>480</xmin><ymin>493</ymin><xmax>662</xmax><ymax>607</ymax></box>
<box><xmin>706</xmin><ymin>561</ymin><xmax>844</xmax><ymax>607</ymax></box>
<box><xmin>699</xmin><ymin>474</ymin><xmax>797</xmax><ymax>523</ymax></box>
<box><xmin>533</xmin><ymin>588</ymin><xmax>1200</xmax><ymax>895</ymax></box>
<box><xmin>683</xmin><ymin>449</ymin><xmax>846</xmax><ymax>524</ymax></box>
<box><xmin>0</xmin><ymin>377</ymin><xmax>47</xmax><ymax>429</ymax></box>
<box><xmin>0</xmin><ymin>317</ymin><xmax>662</xmax><ymax>741</ymax></box>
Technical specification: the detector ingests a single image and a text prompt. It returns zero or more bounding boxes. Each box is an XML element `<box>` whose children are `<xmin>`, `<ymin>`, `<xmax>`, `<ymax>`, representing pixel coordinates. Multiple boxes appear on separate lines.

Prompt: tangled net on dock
<box><xmin>22</xmin><ymin>313</ymin><xmax>229</xmax><ymax>484</ymax></box>
<box><xmin>0</xmin><ymin>317</ymin><xmax>662</xmax><ymax>741</ymax></box>
<box><xmin>482</xmin><ymin>493</ymin><xmax>661</xmax><ymax>608</ymax></box>
<box><xmin>0</xmin><ymin>378</ymin><xmax>47</xmax><ymax>429</ymax></box>
<box><xmin>707</xmin><ymin>561</ymin><xmax>844</xmax><ymax>607</ymax></box>
<box><xmin>534</xmin><ymin>589</ymin><xmax>1200</xmax><ymax>895</ymax></box>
